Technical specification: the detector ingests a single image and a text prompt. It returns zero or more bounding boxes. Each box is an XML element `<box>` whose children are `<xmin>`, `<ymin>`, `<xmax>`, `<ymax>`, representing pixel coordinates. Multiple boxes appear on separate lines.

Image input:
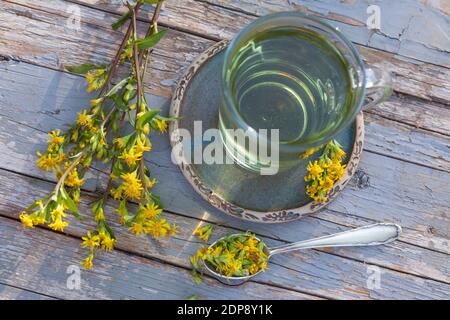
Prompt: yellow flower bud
<box><xmin>143</xmin><ymin>123</ymin><xmax>150</xmax><ymax>135</ymax></box>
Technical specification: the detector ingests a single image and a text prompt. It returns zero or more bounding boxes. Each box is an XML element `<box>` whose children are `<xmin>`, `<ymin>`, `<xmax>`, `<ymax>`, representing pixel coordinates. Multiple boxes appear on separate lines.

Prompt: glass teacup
<box><xmin>219</xmin><ymin>12</ymin><xmax>392</xmax><ymax>175</ymax></box>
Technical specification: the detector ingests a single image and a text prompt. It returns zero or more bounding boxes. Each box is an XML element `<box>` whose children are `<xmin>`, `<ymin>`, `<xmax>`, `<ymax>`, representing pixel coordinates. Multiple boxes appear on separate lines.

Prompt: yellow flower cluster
<box><xmin>48</xmin><ymin>204</ymin><xmax>69</xmax><ymax>232</ymax></box>
<box><xmin>20</xmin><ymin>203</ymin><xmax>69</xmax><ymax>232</ymax></box>
<box><xmin>55</xmin><ymin>162</ymin><xmax>84</xmax><ymax>188</ymax></box>
<box><xmin>19</xmin><ymin>201</ymin><xmax>46</xmax><ymax>228</ymax></box>
<box><xmin>79</xmin><ymin>200</ymin><xmax>117</xmax><ymax>269</ymax></box>
<box><xmin>304</xmin><ymin>140</ymin><xmax>346</xmax><ymax>203</ymax></box>
<box><xmin>119</xmin><ymin>171</ymin><xmax>144</xmax><ymax>200</ymax></box>
<box><xmin>116</xmin><ymin>136</ymin><xmax>152</xmax><ymax>173</ymax></box>
<box><xmin>77</xmin><ymin>110</ymin><xmax>94</xmax><ymax>129</ymax></box>
<box><xmin>85</xmin><ymin>68</ymin><xmax>107</xmax><ymax>93</ymax></box>
<box><xmin>36</xmin><ymin>151</ymin><xmax>65</xmax><ymax>172</ymax></box>
<box><xmin>193</xmin><ymin>224</ymin><xmax>214</xmax><ymax>242</ymax></box>
<box><xmin>190</xmin><ymin>232</ymin><xmax>269</xmax><ymax>280</ymax></box>
<box><xmin>36</xmin><ymin>129</ymin><xmax>66</xmax><ymax>171</ymax></box>
<box><xmin>81</xmin><ymin>254</ymin><xmax>94</xmax><ymax>270</ymax></box>
<box><xmin>118</xmin><ymin>147</ymin><xmax>143</xmax><ymax>167</ymax></box>
<box><xmin>81</xmin><ymin>229</ymin><xmax>116</xmax><ymax>252</ymax></box>
<box><xmin>112</xmin><ymin>136</ymin><xmax>155</xmax><ymax>200</ymax></box>
<box><xmin>128</xmin><ymin>203</ymin><xmax>176</xmax><ymax>238</ymax></box>
<box><xmin>47</xmin><ymin>130</ymin><xmax>64</xmax><ymax>151</ymax></box>
<box><xmin>154</xmin><ymin>118</ymin><xmax>168</xmax><ymax>133</ymax></box>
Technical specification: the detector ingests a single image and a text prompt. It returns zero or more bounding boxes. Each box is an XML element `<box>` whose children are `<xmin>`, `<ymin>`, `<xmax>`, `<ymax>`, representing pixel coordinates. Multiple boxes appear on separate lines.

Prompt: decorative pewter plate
<box><xmin>169</xmin><ymin>41</ymin><xmax>364</xmax><ymax>223</ymax></box>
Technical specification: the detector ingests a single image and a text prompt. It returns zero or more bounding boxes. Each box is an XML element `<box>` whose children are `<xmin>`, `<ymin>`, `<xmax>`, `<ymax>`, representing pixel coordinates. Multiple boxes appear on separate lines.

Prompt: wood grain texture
<box><xmin>2</xmin><ymin>0</ymin><xmax>450</xmax><ymax>106</ymax></box>
<box><xmin>0</xmin><ymin>62</ymin><xmax>448</xmax><ymax>246</ymax></box>
<box><xmin>66</xmin><ymin>0</ymin><xmax>450</xmax><ymax>104</ymax></box>
<box><xmin>0</xmin><ymin>169</ymin><xmax>449</xmax><ymax>299</ymax></box>
<box><xmin>0</xmin><ymin>217</ymin><xmax>320</xmax><ymax>300</ymax></box>
<box><xmin>199</xmin><ymin>0</ymin><xmax>450</xmax><ymax>66</ymax></box>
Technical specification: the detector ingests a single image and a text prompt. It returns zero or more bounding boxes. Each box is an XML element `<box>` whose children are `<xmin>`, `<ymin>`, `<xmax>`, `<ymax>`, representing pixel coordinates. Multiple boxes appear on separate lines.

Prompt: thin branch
<box><xmin>128</xmin><ymin>4</ymin><xmax>143</xmax><ymax>113</ymax></box>
<box><xmin>99</xmin><ymin>2</ymin><xmax>143</xmax><ymax>96</ymax></box>
<box><xmin>127</xmin><ymin>3</ymin><xmax>148</xmax><ymax>195</ymax></box>
<box><xmin>138</xmin><ymin>1</ymin><xmax>164</xmax><ymax>72</ymax></box>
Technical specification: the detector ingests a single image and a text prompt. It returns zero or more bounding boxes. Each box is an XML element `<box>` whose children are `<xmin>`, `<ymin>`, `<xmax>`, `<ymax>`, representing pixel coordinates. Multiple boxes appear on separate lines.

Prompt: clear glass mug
<box><xmin>219</xmin><ymin>12</ymin><xmax>392</xmax><ymax>174</ymax></box>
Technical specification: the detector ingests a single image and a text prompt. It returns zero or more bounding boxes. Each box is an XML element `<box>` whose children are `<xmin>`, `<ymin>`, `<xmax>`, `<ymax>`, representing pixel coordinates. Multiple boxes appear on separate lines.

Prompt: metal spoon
<box><xmin>202</xmin><ymin>223</ymin><xmax>402</xmax><ymax>285</ymax></box>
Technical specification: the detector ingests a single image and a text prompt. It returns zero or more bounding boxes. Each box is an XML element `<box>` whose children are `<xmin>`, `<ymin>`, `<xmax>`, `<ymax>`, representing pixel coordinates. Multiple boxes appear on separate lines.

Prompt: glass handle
<box><xmin>362</xmin><ymin>66</ymin><xmax>393</xmax><ymax>110</ymax></box>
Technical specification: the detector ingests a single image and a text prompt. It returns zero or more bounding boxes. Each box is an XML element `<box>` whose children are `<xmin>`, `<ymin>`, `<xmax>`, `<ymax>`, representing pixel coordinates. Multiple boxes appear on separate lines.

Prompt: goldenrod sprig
<box><xmin>20</xmin><ymin>0</ymin><xmax>177</xmax><ymax>270</ymax></box>
<box><xmin>304</xmin><ymin>140</ymin><xmax>346</xmax><ymax>203</ymax></box>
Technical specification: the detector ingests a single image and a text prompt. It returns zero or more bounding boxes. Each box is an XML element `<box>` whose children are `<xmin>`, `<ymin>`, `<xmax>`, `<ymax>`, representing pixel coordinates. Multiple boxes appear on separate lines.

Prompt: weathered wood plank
<box><xmin>199</xmin><ymin>0</ymin><xmax>450</xmax><ymax>67</ymax></box>
<box><xmin>1</xmin><ymin>169</ymin><xmax>449</xmax><ymax>299</ymax></box>
<box><xmin>364</xmin><ymin>112</ymin><xmax>450</xmax><ymax>172</ymax></box>
<box><xmin>0</xmin><ymin>283</ymin><xmax>57</xmax><ymax>300</ymax></box>
<box><xmin>0</xmin><ymin>62</ymin><xmax>449</xmax><ymax>247</ymax></box>
<box><xmin>2</xmin><ymin>0</ymin><xmax>450</xmax><ymax>106</ymax></box>
<box><xmin>0</xmin><ymin>217</ymin><xmax>319</xmax><ymax>300</ymax></box>
<box><xmin>67</xmin><ymin>0</ymin><xmax>450</xmax><ymax>104</ymax></box>
<box><xmin>313</xmin><ymin>209</ymin><xmax>450</xmax><ymax>255</ymax></box>
<box><xmin>366</xmin><ymin>97</ymin><xmax>450</xmax><ymax>137</ymax></box>
<box><xmin>0</xmin><ymin>0</ymin><xmax>213</xmax><ymax>98</ymax></box>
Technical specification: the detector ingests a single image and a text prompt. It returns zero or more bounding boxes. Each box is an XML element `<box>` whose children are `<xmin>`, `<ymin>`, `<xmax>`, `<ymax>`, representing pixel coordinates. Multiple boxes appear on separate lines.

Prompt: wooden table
<box><xmin>0</xmin><ymin>0</ymin><xmax>449</xmax><ymax>300</ymax></box>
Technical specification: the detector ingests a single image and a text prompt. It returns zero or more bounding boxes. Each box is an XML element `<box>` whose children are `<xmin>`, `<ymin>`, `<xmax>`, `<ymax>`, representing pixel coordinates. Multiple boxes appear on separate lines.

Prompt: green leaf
<box><xmin>90</xmin><ymin>133</ymin><xmax>99</xmax><ymax>152</ymax></box>
<box><xmin>125</xmin><ymin>83</ymin><xmax>135</xmax><ymax>91</ymax></box>
<box><xmin>44</xmin><ymin>203</ymin><xmax>53</xmax><ymax>221</ymax></box>
<box><xmin>191</xmin><ymin>270</ymin><xmax>203</xmax><ymax>285</ymax></box>
<box><xmin>91</xmin><ymin>199</ymin><xmax>103</xmax><ymax>213</ymax></box>
<box><xmin>112</xmin><ymin>160</ymin><xmax>124</xmax><ymax>178</ymax></box>
<box><xmin>111</xmin><ymin>11</ymin><xmax>131</xmax><ymax>31</ymax></box>
<box><xmin>60</xmin><ymin>187</ymin><xmax>81</xmax><ymax>219</ymax></box>
<box><xmin>136</xmin><ymin>110</ymin><xmax>160</xmax><ymax>130</ymax></box>
<box><xmin>123</xmin><ymin>214</ymin><xmax>136</xmax><ymax>226</ymax></box>
<box><xmin>102</xmin><ymin>222</ymin><xmax>116</xmax><ymax>239</ymax></box>
<box><xmin>187</xmin><ymin>295</ymin><xmax>199</xmax><ymax>300</ymax></box>
<box><xmin>25</xmin><ymin>200</ymin><xmax>42</xmax><ymax>212</ymax></box>
<box><xmin>117</xmin><ymin>199</ymin><xmax>128</xmax><ymax>216</ymax></box>
<box><xmin>64</xmin><ymin>64</ymin><xmax>105</xmax><ymax>75</ymax></box>
<box><xmin>149</xmin><ymin>193</ymin><xmax>161</xmax><ymax>206</ymax></box>
<box><xmin>105</xmin><ymin>77</ymin><xmax>131</xmax><ymax>98</ymax></box>
<box><xmin>136</xmin><ymin>29</ymin><xmax>168</xmax><ymax>50</ymax></box>
<box><xmin>110</xmin><ymin>94</ymin><xmax>128</xmax><ymax>111</ymax></box>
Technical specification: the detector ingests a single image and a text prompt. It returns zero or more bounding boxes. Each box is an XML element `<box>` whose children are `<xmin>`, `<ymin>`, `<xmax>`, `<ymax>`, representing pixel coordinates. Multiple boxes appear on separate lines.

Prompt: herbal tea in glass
<box><xmin>219</xmin><ymin>12</ymin><xmax>391</xmax><ymax>174</ymax></box>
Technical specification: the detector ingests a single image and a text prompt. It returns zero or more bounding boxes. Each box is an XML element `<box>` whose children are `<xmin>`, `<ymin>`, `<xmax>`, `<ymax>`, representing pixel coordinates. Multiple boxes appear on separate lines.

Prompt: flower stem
<box><xmin>128</xmin><ymin>2</ymin><xmax>164</xmax><ymax>195</ymax></box>
<box><xmin>99</xmin><ymin>2</ymin><xmax>143</xmax><ymax>96</ymax></box>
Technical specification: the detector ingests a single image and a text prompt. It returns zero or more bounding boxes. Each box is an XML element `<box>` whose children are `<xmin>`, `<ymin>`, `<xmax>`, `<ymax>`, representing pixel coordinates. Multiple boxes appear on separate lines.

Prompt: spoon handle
<box><xmin>269</xmin><ymin>223</ymin><xmax>401</xmax><ymax>256</ymax></box>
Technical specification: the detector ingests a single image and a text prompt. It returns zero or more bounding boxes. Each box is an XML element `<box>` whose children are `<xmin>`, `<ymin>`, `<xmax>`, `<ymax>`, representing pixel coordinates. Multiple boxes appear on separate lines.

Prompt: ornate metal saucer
<box><xmin>169</xmin><ymin>40</ymin><xmax>364</xmax><ymax>223</ymax></box>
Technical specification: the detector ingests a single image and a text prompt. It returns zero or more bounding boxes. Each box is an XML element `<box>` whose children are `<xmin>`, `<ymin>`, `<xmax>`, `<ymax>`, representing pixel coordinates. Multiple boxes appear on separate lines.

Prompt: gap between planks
<box><xmin>0</xmin><ymin>281</ymin><xmax>59</xmax><ymax>300</ymax></box>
